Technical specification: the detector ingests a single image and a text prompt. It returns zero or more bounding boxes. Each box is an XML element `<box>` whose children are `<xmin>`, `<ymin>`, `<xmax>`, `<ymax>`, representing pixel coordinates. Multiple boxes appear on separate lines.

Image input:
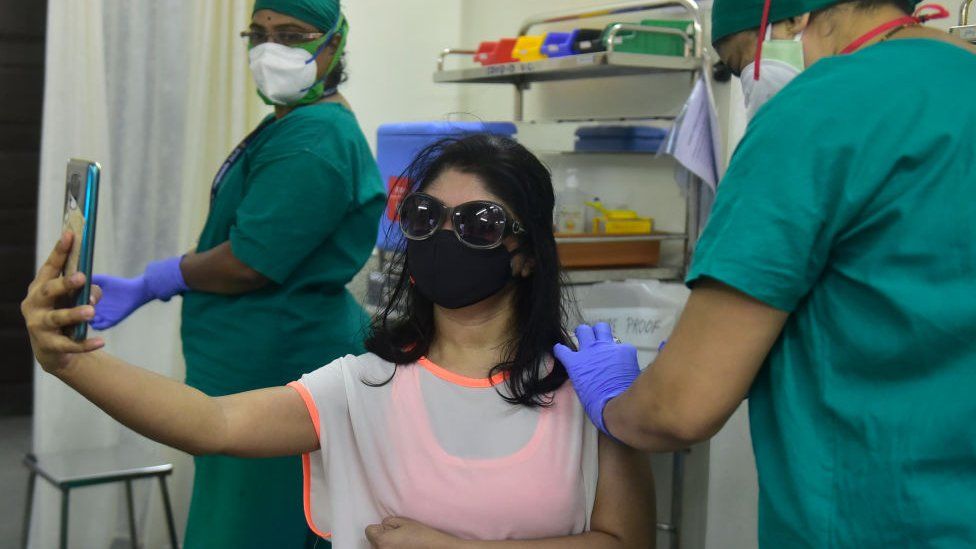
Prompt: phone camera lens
<box><xmin>68</xmin><ymin>173</ymin><xmax>81</xmax><ymax>197</ymax></box>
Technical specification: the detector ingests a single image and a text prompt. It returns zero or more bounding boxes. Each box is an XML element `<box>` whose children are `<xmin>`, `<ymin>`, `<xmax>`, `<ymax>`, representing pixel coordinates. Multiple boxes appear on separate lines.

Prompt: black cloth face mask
<box><xmin>406</xmin><ymin>230</ymin><xmax>514</xmax><ymax>309</ymax></box>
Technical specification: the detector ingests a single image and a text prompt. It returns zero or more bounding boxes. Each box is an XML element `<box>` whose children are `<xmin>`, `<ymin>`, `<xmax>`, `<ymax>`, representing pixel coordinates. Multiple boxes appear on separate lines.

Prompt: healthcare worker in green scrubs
<box><xmin>90</xmin><ymin>0</ymin><xmax>385</xmax><ymax>546</ymax></box>
<box><xmin>557</xmin><ymin>0</ymin><xmax>976</xmax><ymax>546</ymax></box>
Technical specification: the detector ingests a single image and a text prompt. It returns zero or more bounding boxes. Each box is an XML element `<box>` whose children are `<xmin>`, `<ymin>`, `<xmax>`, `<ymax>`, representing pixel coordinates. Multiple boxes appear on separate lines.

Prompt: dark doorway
<box><xmin>0</xmin><ymin>2</ymin><xmax>47</xmax><ymax>415</ymax></box>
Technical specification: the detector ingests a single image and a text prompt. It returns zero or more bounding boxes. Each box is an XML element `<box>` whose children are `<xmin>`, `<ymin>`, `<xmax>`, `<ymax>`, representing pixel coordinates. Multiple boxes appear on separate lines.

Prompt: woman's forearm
<box><xmin>55</xmin><ymin>350</ymin><xmax>227</xmax><ymax>455</ymax></box>
<box><xmin>181</xmin><ymin>241</ymin><xmax>269</xmax><ymax>294</ymax></box>
<box><xmin>604</xmin><ymin>375</ymin><xmax>693</xmax><ymax>453</ymax></box>
<box><xmin>603</xmin><ymin>280</ymin><xmax>789</xmax><ymax>452</ymax></box>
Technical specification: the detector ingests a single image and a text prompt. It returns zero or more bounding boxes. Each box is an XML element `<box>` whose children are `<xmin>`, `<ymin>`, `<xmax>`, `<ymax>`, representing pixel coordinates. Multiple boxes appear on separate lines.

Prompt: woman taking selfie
<box><xmin>87</xmin><ymin>1</ymin><xmax>385</xmax><ymax>545</ymax></box>
<box><xmin>22</xmin><ymin>135</ymin><xmax>655</xmax><ymax>549</ymax></box>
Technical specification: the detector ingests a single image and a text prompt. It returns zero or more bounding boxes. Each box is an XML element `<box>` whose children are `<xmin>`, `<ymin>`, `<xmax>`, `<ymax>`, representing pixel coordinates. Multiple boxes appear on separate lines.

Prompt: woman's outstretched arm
<box><xmin>21</xmin><ymin>233</ymin><xmax>318</xmax><ymax>458</ymax></box>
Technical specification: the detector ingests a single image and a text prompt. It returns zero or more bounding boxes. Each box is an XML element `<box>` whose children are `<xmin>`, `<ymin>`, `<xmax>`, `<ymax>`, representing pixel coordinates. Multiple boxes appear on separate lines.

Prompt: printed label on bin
<box><xmin>386</xmin><ymin>176</ymin><xmax>411</xmax><ymax>221</ymax></box>
<box><xmin>576</xmin><ymin>53</ymin><xmax>596</xmax><ymax>65</ymax></box>
<box><xmin>582</xmin><ymin>307</ymin><xmax>677</xmax><ymax>349</ymax></box>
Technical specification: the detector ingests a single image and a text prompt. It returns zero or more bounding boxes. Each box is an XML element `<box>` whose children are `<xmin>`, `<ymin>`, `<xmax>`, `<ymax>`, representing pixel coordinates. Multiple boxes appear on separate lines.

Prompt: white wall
<box><xmin>342</xmin><ymin>0</ymin><xmax>464</xmax><ymax>152</ymax></box>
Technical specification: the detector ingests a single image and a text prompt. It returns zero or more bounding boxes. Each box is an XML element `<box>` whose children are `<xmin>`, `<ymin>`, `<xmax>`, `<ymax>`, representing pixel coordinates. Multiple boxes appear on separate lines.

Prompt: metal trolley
<box><xmin>434</xmin><ymin>1</ymin><xmax>713</xmax><ymax>548</ymax></box>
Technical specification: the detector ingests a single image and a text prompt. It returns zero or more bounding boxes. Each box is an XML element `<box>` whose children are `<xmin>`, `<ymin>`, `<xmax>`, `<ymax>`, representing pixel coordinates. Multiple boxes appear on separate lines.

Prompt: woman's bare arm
<box><xmin>181</xmin><ymin>241</ymin><xmax>270</xmax><ymax>294</ymax></box>
<box><xmin>22</xmin><ymin>234</ymin><xmax>318</xmax><ymax>457</ymax></box>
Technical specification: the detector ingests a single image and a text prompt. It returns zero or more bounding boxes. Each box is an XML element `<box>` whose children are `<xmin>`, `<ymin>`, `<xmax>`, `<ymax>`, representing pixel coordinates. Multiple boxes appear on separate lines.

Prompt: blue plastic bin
<box><xmin>542</xmin><ymin>32</ymin><xmax>574</xmax><ymax>58</ymax></box>
<box><xmin>375</xmin><ymin>122</ymin><xmax>518</xmax><ymax>251</ymax></box>
<box><xmin>574</xmin><ymin>125</ymin><xmax>667</xmax><ymax>153</ymax></box>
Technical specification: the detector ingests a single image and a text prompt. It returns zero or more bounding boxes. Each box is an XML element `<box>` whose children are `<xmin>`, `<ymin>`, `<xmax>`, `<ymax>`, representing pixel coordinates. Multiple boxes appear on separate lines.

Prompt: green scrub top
<box><xmin>180</xmin><ymin>102</ymin><xmax>385</xmax><ymax>548</ymax></box>
<box><xmin>688</xmin><ymin>40</ymin><xmax>976</xmax><ymax>548</ymax></box>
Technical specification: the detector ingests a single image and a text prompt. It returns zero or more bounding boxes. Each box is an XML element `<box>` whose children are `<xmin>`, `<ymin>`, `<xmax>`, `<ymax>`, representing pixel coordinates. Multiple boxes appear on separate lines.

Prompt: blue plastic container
<box><xmin>541</xmin><ymin>32</ymin><xmax>574</xmax><ymax>58</ymax></box>
<box><xmin>574</xmin><ymin>125</ymin><xmax>667</xmax><ymax>153</ymax></box>
<box><xmin>375</xmin><ymin>122</ymin><xmax>518</xmax><ymax>251</ymax></box>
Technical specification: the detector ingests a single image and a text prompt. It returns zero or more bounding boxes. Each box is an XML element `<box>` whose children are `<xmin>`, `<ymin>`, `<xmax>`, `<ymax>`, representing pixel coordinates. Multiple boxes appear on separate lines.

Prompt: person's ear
<box><xmin>509</xmin><ymin>253</ymin><xmax>535</xmax><ymax>278</ymax></box>
<box><xmin>789</xmin><ymin>13</ymin><xmax>811</xmax><ymax>36</ymax></box>
<box><xmin>771</xmin><ymin>14</ymin><xmax>810</xmax><ymax>40</ymax></box>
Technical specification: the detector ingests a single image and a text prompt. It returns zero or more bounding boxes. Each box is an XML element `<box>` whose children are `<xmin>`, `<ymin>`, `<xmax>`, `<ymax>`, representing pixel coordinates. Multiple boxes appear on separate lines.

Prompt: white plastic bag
<box><xmin>580</xmin><ymin>280</ymin><xmax>690</xmax><ymax>368</ymax></box>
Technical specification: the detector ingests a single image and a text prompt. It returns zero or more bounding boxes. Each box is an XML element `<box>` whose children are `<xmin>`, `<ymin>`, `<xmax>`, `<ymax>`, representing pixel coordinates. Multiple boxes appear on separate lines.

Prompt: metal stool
<box><xmin>21</xmin><ymin>445</ymin><xmax>179</xmax><ymax>549</ymax></box>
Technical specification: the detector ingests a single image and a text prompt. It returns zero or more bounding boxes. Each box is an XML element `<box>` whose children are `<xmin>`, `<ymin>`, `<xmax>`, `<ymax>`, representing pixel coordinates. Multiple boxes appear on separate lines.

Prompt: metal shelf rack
<box><xmin>435</xmin><ymin>50</ymin><xmax>700</xmax><ymax>85</ymax></box>
<box><xmin>436</xmin><ymin>0</ymin><xmax>704</xmax><ymax>123</ymax></box>
<box><xmin>433</xmin><ymin>1</ymin><xmax>710</xmax><ymax>548</ymax></box>
<box><xmin>950</xmin><ymin>0</ymin><xmax>976</xmax><ymax>42</ymax></box>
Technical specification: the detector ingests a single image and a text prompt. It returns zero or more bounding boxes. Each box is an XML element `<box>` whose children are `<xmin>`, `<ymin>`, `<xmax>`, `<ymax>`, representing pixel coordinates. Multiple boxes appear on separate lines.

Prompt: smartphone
<box><xmin>61</xmin><ymin>159</ymin><xmax>100</xmax><ymax>341</ymax></box>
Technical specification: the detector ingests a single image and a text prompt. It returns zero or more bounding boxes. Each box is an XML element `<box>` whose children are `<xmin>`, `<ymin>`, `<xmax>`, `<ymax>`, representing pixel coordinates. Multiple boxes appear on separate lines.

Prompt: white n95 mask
<box><xmin>740</xmin><ymin>58</ymin><xmax>800</xmax><ymax>119</ymax></box>
<box><xmin>741</xmin><ymin>29</ymin><xmax>804</xmax><ymax>119</ymax></box>
<box><xmin>248</xmin><ymin>43</ymin><xmax>319</xmax><ymax>106</ymax></box>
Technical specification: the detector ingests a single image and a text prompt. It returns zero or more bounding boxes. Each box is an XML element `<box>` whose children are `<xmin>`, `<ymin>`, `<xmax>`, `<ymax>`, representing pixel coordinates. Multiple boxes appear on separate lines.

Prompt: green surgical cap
<box><xmin>253</xmin><ymin>0</ymin><xmax>340</xmax><ymax>32</ymax></box>
<box><xmin>711</xmin><ymin>0</ymin><xmax>922</xmax><ymax>44</ymax></box>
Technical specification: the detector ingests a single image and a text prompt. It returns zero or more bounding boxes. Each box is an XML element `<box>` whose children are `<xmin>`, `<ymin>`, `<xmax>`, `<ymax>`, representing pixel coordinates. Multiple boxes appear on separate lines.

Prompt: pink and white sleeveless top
<box><xmin>288</xmin><ymin>353</ymin><xmax>599</xmax><ymax>549</ymax></box>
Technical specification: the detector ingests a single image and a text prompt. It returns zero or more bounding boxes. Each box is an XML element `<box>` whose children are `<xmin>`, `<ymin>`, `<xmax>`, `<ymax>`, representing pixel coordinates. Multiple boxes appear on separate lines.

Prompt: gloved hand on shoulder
<box><xmin>553</xmin><ymin>323</ymin><xmax>640</xmax><ymax>438</ymax></box>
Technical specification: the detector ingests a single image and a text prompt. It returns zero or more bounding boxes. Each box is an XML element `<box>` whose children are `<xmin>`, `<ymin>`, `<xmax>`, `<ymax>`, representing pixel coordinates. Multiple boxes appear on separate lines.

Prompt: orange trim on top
<box><xmin>300</xmin><ymin>453</ymin><xmax>332</xmax><ymax>540</ymax></box>
<box><xmin>286</xmin><ymin>382</ymin><xmax>332</xmax><ymax>541</ymax></box>
<box><xmin>287</xmin><ymin>381</ymin><xmax>321</xmax><ymax>440</ymax></box>
<box><xmin>418</xmin><ymin>356</ymin><xmax>508</xmax><ymax>388</ymax></box>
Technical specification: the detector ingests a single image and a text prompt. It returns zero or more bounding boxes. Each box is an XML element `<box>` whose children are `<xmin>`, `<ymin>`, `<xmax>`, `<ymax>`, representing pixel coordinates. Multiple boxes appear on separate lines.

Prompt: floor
<box><xmin>0</xmin><ymin>415</ymin><xmax>31</xmax><ymax>549</ymax></box>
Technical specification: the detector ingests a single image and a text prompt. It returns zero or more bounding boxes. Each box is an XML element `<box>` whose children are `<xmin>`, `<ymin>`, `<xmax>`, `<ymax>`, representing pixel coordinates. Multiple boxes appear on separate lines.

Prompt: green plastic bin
<box><xmin>602</xmin><ymin>19</ymin><xmax>695</xmax><ymax>56</ymax></box>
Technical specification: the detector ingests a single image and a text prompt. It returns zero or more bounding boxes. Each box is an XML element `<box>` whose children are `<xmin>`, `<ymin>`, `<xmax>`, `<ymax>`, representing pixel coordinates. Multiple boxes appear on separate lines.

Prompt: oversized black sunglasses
<box><xmin>398</xmin><ymin>192</ymin><xmax>526</xmax><ymax>250</ymax></box>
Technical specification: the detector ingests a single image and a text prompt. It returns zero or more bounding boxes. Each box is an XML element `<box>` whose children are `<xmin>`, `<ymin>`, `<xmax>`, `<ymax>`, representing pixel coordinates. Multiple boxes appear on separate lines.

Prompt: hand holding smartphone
<box><xmin>61</xmin><ymin>159</ymin><xmax>100</xmax><ymax>341</ymax></box>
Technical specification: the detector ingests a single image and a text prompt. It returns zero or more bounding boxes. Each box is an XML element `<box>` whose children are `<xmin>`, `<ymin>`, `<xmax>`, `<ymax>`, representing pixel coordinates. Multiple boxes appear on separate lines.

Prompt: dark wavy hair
<box><xmin>324</xmin><ymin>54</ymin><xmax>346</xmax><ymax>90</ymax></box>
<box><xmin>364</xmin><ymin>134</ymin><xmax>574</xmax><ymax>407</ymax></box>
<box><xmin>323</xmin><ymin>21</ymin><xmax>349</xmax><ymax>90</ymax></box>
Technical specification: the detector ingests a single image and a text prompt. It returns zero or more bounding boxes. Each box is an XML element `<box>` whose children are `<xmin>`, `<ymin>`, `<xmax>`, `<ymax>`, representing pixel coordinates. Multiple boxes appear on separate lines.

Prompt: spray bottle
<box><xmin>555</xmin><ymin>168</ymin><xmax>586</xmax><ymax>234</ymax></box>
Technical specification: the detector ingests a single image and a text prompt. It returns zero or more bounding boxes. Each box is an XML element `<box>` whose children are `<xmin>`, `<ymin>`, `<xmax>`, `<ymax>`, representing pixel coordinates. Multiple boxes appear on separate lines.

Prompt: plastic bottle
<box><xmin>585</xmin><ymin>196</ymin><xmax>602</xmax><ymax>234</ymax></box>
<box><xmin>555</xmin><ymin>168</ymin><xmax>586</xmax><ymax>234</ymax></box>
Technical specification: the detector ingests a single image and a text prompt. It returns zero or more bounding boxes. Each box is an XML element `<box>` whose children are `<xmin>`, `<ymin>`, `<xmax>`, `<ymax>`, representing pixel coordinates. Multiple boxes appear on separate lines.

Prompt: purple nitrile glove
<box><xmin>553</xmin><ymin>323</ymin><xmax>640</xmax><ymax>438</ymax></box>
<box><xmin>91</xmin><ymin>256</ymin><xmax>189</xmax><ymax>330</ymax></box>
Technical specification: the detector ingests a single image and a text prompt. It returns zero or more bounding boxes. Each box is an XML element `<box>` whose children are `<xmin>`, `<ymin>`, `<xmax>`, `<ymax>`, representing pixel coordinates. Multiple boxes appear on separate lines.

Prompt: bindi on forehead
<box><xmin>252</xmin><ymin>10</ymin><xmax>316</xmax><ymax>31</ymax></box>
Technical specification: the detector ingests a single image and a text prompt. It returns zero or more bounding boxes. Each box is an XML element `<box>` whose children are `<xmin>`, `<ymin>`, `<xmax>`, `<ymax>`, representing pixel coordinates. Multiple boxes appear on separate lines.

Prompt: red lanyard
<box><xmin>840</xmin><ymin>4</ymin><xmax>950</xmax><ymax>54</ymax></box>
<box><xmin>753</xmin><ymin>0</ymin><xmax>774</xmax><ymax>80</ymax></box>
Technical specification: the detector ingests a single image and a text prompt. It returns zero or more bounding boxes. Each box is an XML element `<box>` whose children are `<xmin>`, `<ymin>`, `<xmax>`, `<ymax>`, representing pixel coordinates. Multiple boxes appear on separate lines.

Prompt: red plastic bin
<box><xmin>474</xmin><ymin>41</ymin><xmax>497</xmax><ymax>65</ymax></box>
<box><xmin>482</xmin><ymin>37</ymin><xmax>518</xmax><ymax>65</ymax></box>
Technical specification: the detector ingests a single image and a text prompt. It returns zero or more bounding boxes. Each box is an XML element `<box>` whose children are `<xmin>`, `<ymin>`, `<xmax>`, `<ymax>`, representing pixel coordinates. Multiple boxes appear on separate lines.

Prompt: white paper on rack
<box><xmin>663</xmin><ymin>74</ymin><xmax>723</xmax><ymax>191</ymax></box>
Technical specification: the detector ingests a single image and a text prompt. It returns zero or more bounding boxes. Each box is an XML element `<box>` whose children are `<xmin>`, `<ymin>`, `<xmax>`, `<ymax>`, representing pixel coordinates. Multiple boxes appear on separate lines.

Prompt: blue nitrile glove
<box><xmin>91</xmin><ymin>256</ymin><xmax>189</xmax><ymax>330</ymax></box>
<box><xmin>553</xmin><ymin>323</ymin><xmax>640</xmax><ymax>438</ymax></box>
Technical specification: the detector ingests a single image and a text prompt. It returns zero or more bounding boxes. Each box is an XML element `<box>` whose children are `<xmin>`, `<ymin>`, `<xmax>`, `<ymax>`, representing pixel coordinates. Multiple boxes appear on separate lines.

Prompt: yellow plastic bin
<box><xmin>512</xmin><ymin>35</ymin><xmax>547</xmax><ymax>62</ymax></box>
<box><xmin>586</xmin><ymin>201</ymin><xmax>654</xmax><ymax>234</ymax></box>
